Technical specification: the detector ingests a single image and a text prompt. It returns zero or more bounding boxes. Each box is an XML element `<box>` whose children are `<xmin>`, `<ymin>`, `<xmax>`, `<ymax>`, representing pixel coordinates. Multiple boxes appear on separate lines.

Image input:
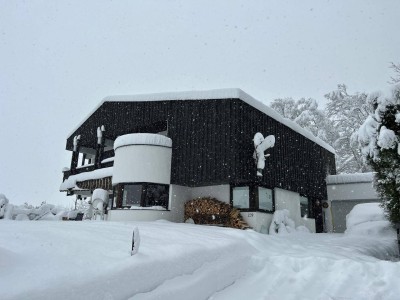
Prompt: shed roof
<box><xmin>326</xmin><ymin>172</ymin><xmax>375</xmax><ymax>185</ymax></box>
<box><xmin>68</xmin><ymin>88</ymin><xmax>334</xmax><ymax>153</ymax></box>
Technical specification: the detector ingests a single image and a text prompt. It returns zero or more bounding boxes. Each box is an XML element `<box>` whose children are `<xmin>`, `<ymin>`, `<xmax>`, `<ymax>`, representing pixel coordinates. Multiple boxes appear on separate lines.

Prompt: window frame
<box><xmin>231</xmin><ymin>186</ymin><xmax>251</xmax><ymax>209</ymax></box>
<box><xmin>230</xmin><ymin>184</ymin><xmax>275</xmax><ymax>213</ymax></box>
<box><xmin>257</xmin><ymin>186</ymin><xmax>274</xmax><ymax>212</ymax></box>
<box><xmin>112</xmin><ymin>182</ymin><xmax>170</xmax><ymax>210</ymax></box>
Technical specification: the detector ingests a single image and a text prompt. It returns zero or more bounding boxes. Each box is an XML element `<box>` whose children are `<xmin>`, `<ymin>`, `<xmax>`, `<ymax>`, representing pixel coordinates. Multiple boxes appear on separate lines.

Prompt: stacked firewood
<box><xmin>229</xmin><ymin>208</ymin><xmax>251</xmax><ymax>230</ymax></box>
<box><xmin>184</xmin><ymin>197</ymin><xmax>250</xmax><ymax>230</ymax></box>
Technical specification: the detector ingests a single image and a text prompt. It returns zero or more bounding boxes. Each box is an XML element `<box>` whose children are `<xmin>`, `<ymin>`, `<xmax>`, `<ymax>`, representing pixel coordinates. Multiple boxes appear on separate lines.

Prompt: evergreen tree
<box><xmin>356</xmin><ymin>85</ymin><xmax>400</xmax><ymax>224</ymax></box>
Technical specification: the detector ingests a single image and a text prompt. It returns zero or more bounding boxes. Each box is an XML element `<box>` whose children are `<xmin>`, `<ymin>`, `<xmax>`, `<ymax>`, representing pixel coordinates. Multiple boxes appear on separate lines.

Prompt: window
<box><xmin>142</xmin><ymin>184</ymin><xmax>169</xmax><ymax>208</ymax></box>
<box><xmin>300</xmin><ymin>196</ymin><xmax>309</xmax><ymax>217</ymax></box>
<box><xmin>114</xmin><ymin>183</ymin><xmax>169</xmax><ymax>209</ymax></box>
<box><xmin>122</xmin><ymin>184</ymin><xmax>142</xmax><ymax>207</ymax></box>
<box><xmin>232</xmin><ymin>186</ymin><xmax>250</xmax><ymax>209</ymax></box>
<box><xmin>258</xmin><ymin>187</ymin><xmax>273</xmax><ymax>211</ymax></box>
<box><xmin>231</xmin><ymin>185</ymin><xmax>274</xmax><ymax>212</ymax></box>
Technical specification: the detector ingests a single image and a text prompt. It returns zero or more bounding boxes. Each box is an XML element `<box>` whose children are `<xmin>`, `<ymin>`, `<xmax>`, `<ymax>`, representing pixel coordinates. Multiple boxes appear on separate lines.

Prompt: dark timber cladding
<box><xmin>66</xmin><ymin>97</ymin><xmax>335</xmax><ymax>200</ymax></box>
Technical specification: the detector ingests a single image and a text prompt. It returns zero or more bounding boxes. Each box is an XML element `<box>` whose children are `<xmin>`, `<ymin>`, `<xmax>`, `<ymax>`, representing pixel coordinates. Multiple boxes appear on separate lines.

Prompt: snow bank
<box><xmin>0</xmin><ymin>221</ymin><xmax>254</xmax><ymax>300</ymax></box>
<box><xmin>114</xmin><ymin>133</ymin><xmax>172</xmax><ymax>150</ymax></box>
<box><xmin>345</xmin><ymin>203</ymin><xmax>395</xmax><ymax>237</ymax></box>
<box><xmin>1</xmin><ymin>221</ymin><xmax>398</xmax><ymax>300</ymax></box>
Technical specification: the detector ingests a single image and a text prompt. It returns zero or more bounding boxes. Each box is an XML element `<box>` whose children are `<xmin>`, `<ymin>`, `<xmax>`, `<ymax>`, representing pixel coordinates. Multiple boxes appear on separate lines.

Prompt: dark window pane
<box><xmin>122</xmin><ymin>184</ymin><xmax>142</xmax><ymax>207</ymax></box>
<box><xmin>143</xmin><ymin>184</ymin><xmax>169</xmax><ymax>208</ymax></box>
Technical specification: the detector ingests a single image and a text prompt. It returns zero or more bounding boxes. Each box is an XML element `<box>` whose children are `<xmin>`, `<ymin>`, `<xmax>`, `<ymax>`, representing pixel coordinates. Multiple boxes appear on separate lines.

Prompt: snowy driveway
<box><xmin>0</xmin><ymin>220</ymin><xmax>399</xmax><ymax>300</ymax></box>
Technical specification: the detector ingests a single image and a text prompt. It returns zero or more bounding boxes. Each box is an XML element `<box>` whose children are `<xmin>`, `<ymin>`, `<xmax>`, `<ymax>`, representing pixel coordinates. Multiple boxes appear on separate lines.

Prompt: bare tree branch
<box><xmin>389</xmin><ymin>62</ymin><xmax>400</xmax><ymax>83</ymax></box>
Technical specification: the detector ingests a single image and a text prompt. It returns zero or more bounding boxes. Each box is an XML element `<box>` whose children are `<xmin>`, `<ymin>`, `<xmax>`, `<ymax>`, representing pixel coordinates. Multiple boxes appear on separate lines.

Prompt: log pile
<box><xmin>184</xmin><ymin>197</ymin><xmax>250</xmax><ymax>230</ymax></box>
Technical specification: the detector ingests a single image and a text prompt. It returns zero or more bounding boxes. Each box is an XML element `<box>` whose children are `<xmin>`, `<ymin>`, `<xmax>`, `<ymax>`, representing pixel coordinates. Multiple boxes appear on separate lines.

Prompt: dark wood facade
<box><xmin>66</xmin><ymin>98</ymin><xmax>336</xmax><ymax>204</ymax></box>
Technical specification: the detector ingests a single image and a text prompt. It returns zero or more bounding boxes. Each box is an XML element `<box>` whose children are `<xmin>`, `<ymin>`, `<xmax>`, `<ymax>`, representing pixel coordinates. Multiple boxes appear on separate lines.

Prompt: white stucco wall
<box><xmin>190</xmin><ymin>185</ymin><xmax>230</xmax><ymax>204</ymax></box>
<box><xmin>107</xmin><ymin>182</ymin><xmax>316</xmax><ymax>233</ymax></box>
<box><xmin>273</xmin><ymin>188</ymin><xmax>316</xmax><ymax>233</ymax></box>
<box><xmin>240</xmin><ymin>211</ymin><xmax>273</xmax><ymax>234</ymax></box>
<box><xmin>107</xmin><ymin>209</ymin><xmax>174</xmax><ymax>222</ymax></box>
<box><xmin>169</xmin><ymin>184</ymin><xmax>192</xmax><ymax>223</ymax></box>
<box><xmin>274</xmin><ymin>188</ymin><xmax>302</xmax><ymax>224</ymax></box>
<box><xmin>112</xmin><ymin>145</ymin><xmax>172</xmax><ymax>185</ymax></box>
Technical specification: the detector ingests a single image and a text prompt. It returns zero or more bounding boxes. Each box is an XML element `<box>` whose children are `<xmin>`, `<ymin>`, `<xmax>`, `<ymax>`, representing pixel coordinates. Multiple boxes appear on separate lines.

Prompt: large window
<box><xmin>232</xmin><ymin>186</ymin><xmax>250</xmax><ymax>209</ymax></box>
<box><xmin>258</xmin><ymin>187</ymin><xmax>273</xmax><ymax>211</ymax></box>
<box><xmin>300</xmin><ymin>196</ymin><xmax>309</xmax><ymax>217</ymax></box>
<box><xmin>231</xmin><ymin>185</ymin><xmax>274</xmax><ymax>213</ymax></box>
<box><xmin>114</xmin><ymin>183</ymin><xmax>169</xmax><ymax>209</ymax></box>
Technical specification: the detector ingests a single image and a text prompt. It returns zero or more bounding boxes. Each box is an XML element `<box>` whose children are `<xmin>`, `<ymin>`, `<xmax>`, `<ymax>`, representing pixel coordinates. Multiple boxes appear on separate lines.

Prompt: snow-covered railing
<box><xmin>60</xmin><ymin>167</ymin><xmax>113</xmax><ymax>191</ymax></box>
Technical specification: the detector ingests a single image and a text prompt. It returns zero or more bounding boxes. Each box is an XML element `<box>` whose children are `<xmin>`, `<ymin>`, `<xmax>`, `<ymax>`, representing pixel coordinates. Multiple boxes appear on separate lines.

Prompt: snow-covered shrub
<box><xmin>67</xmin><ymin>210</ymin><xmax>79</xmax><ymax>220</ymax></box>
<box><xmin>0</xmin><ymin>196</ymin><xmax>73</xmax><ymax>221</ymax></box>
<box><xmin>15</xmin><ymin>214</ymin><xmax>29</xmax><ymax>221</ymax></box>
<box><xmin>269</xmin><ymin>209</ymin><xmax>310</xmax><ymax>234</ymax></box>
<box><xmin>0</xmin><ymin>194</ymin><xmax>9</xmax><ymax>218</ymax></box>
<box><xmin>345</xmin><ymin>203</ymin><xmax>395</xmax><ymax>237</ymax></box>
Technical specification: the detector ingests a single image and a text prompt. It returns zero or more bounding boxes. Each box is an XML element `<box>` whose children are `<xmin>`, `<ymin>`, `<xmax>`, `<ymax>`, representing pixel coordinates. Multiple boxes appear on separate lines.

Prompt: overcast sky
<box><xmin>1</xmin><ymin>0</ymin><xmax>399</xmax><ymax>206</ymax></box>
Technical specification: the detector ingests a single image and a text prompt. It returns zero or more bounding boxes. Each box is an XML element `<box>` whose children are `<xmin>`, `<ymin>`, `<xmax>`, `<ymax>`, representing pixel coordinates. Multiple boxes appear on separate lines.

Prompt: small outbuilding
<box><xmin>60</xmin><ymin>88</ymin><xmax>336</xmax><ymax>233</ymax></box>
<box><xmin>324</xmin><ymin>172</ymin><xmax>380</xmax><ymax>233</ymax></box>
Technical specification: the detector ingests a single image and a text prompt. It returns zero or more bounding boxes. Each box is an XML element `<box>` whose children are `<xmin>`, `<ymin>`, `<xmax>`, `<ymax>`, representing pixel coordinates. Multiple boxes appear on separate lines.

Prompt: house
<box><xmin>324</xmin><ymin>172</ymin><xmax>379</xmax><ymax>233</ymax></box>
<box><xmin>60</xmin><ymin>88</ymin><xmax>336</xmax><ymax>233</ymax></box>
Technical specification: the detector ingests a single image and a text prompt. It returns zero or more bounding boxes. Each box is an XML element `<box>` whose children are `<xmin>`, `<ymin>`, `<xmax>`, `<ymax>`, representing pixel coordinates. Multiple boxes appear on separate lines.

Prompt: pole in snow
<box><xmin>131</xmin><ymin>227</ymin><xmax>140</xmax><ymax>256</ymax></box>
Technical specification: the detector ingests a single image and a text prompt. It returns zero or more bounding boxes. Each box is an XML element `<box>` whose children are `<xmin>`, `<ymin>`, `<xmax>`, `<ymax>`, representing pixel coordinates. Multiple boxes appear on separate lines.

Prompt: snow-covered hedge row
<box><xmin>0</xmin><ymin>193</ymin><xmax>80</xmax><ymax>221</ymax></box>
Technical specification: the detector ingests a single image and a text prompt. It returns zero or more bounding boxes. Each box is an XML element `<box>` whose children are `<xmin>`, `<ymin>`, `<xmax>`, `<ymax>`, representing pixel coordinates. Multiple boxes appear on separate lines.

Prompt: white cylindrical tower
<box><xmin>112</xmin><ymin>133</ymin><xmax>172</xmax><ymax>185</ymax></box>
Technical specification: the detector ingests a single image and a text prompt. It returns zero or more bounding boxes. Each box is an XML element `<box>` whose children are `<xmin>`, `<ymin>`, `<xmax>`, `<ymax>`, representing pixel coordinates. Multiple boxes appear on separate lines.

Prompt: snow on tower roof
<box><xmin>68</xmin><ymin>88</ymin><xmax>334</xmax><ymax>153</ymax></box>
<box><xmin>114</xmin><ymin>133</ymin><xmax>172</xmax><ymax>150</ymax></box>
<box><xmin>326</xmin><ymin>172</ymin><xmax>375</xmax><ymax>185</ymax></box>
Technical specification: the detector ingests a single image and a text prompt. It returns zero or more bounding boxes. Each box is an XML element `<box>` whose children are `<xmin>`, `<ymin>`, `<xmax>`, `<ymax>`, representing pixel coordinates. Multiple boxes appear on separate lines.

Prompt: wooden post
<box><xmin>95</xmin><ymin>126</ymin><xmax>105</xmax><ymax>169</ymax></box>
<box><xmin>81</xmin><ymin>153</ymin><xmax>87</xmax><ymax>167</ymax></box>
<box><xmin>70</xmin><ymin>135</ymin><xmax>80</xmax><ymax>175</ymax></box>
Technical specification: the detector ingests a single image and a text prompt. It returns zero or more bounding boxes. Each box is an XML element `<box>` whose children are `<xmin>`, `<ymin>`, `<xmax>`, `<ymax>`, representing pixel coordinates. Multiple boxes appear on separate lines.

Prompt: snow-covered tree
<box><xmin>389</xmin><ymin>62</ymin><xmax>400</xmax><ymax>84</ymax></box>
<box><xmin>355</xmin><ymin>85</ymin><xmax>400</xmax><ymax>224</ymax></box>
<box><xmin>270</xmin><ymin>97</ymin><xmax>337</xmax><ymax>145</ymax></box>
<box><xmin>325</xmin><ymin>84</ymin><xmax>374</xmax><ymax>173</ymax></box>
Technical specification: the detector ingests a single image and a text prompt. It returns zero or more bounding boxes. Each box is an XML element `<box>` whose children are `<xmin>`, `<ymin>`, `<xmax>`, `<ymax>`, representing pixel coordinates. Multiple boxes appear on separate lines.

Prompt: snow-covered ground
<box><xmin>0</xmin><ymin>220</ymin><xmax>399</xmax><ymax>300</ymax></box>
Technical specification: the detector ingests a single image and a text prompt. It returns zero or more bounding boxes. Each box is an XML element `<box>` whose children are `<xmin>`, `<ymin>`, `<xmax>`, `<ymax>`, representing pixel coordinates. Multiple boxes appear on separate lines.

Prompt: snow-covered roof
<box><xmin>69</xmin><ymin>88</ymin><xmax>334</xmax><ymax>153</ymax></box>
<box><xmin>326</xmin><ymin>172</ymin><xmax>375</xmax><ymax>185</ymax></box>
<box><xmin>114</xmin><ymin>133</ymin><xmax>172</xmax><ymax>150</ymax></box>
<box><xmin>60</xmin><ymin>167</ymin><xmax>113</xmax><ymax>191</ymax></box>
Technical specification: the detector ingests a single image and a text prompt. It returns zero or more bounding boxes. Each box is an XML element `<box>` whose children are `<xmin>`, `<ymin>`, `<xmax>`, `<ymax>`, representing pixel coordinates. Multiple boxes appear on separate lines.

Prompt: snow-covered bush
<box><xmin>354</xmin><ymin>84</ymin><xmax>400</xmax><ymax>224</ymax></box>
<box><xmin>0</xmin><ymin>194</ymin><xmax>9</xmax><ymax>218</ymax></box>
<box><xmin>345</xmin><ymin>203</ymin><xmax>395</xmax><ymax>237</ymax></box>
<box><xmin>269</xmin><ymin>209</ymin><xmax>310</xmax><ymax>234</ymax></box>
<box><xmin>0</xmin><ymin>195</ymin><xmax>74</xmax><ymax>221</ymax></box>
